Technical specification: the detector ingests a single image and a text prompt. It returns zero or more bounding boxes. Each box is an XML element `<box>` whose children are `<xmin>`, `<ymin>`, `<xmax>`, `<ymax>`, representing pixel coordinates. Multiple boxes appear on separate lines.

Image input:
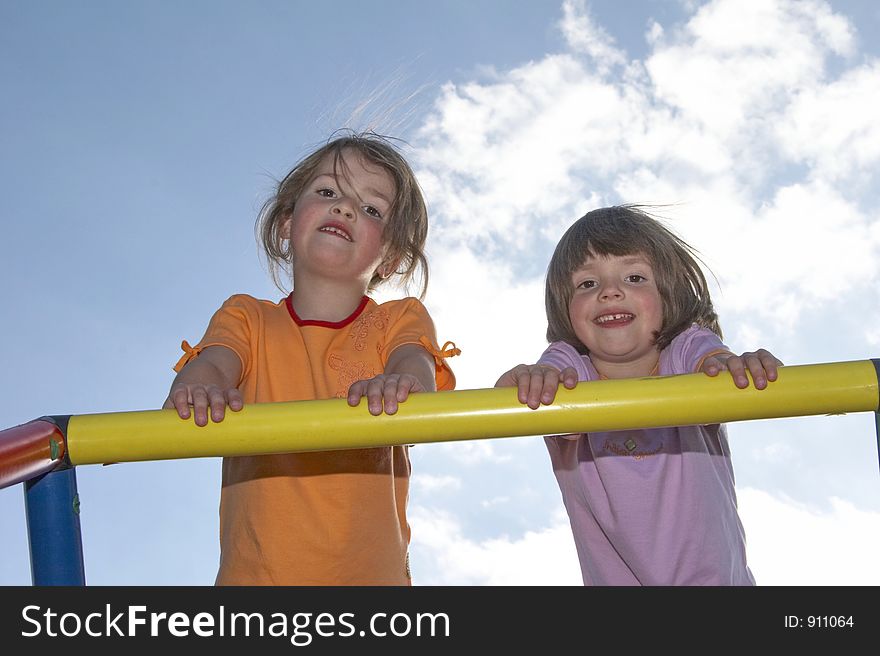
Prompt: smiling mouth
<box><xmin>319</xmin><ymin>225</ymin><xmax>352</xmax><ymax>241</ymax></box>
<box><xmin>595</xmin><ymin>313</ymin><xmax>634</xmax><ymax>325</ymax></box>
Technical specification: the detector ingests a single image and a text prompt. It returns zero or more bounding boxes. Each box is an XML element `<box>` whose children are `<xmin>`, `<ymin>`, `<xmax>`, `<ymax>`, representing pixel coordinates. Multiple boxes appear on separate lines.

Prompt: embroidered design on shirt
<box><xmin>328</xmin><ymin>354</ymin><xmax>375</xmax><ymax>397</ymax></box>
<box><xmin>348</xmin><ymin>309</ymin><xmax>390</xmax><ymax>351</ymax></box>
<box><xmin>603</xmin><ymin>438</ymin><xmax>663</xmax><ymax>460</ymax></box>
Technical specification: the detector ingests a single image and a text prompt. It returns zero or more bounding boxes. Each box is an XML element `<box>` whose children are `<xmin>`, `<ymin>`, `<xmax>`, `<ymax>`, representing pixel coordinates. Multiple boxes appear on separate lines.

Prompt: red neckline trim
<box><xmin>285</xmin><ymin>294</ymin><xmax>370</xmax><ymax>328</ymax></box>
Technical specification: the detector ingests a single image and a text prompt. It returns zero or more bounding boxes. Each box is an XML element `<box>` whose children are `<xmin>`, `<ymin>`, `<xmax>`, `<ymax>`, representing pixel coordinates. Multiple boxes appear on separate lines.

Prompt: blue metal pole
<box><xmin>24</xmin><ymin>466</ymin><xmax>86</xmax><ymax>585</ymax></box>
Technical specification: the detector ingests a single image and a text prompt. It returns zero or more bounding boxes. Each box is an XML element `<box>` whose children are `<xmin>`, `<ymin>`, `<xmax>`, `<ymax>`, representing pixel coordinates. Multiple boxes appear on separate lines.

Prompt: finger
<box><xmin>701</xmin><ymin>356</ymin><xmax>722</xmax><ymax>377</ymax></box>
<box><xmin>726</xmin><ymin>355</ymin><xmax>750</xmax><ymax>389</ymax></box>
<box><xmin>366</xmin><ymin>378</ymin><xmax>386</xmax><ymax>416</ymax></box>
<box><xmin>347</xmin><ymin>381</ymin><xmax>366</xmax><ymax>407</ymax></box>
<box><xmin>383</xmin><ymin>377</ymin><xmax>400</xmax><ymax>415</ymax></box>
<box><xmin>757</xmin><ymin>349</ymin><xmax>782</xmax><ymax>382</ymax></box>
<box><xmin>170</xmin><ymin>386</ymin><xmax>191</xmax><ymax>419</ymax></box>
<box><xmin>206</xmin><ymin>386</ymin><xmax>228</xmax><ymax>423</ymax></box>
<box><xmin>396</xmin><ymin>375</ymin><xmax>417</xmax><ymax>402</ymax></box>
<box><xmin>744</xmin><ymin>356</ymin><xmax>767</xmax><ymax>389</ymax></box>
<box><xmin>744</xmin><ymin>351</ymin><xmax>779</xmax><ymax>390</ymax></box>
<box><xmin>190</xmin><ymin>386</ymin><xmax>210</xmax><ymax>427</ymax></box>
<box><xmin>526</xmin><ymin>369</ymin><xmax>548</xmax><ymax>409</ymax></box>
<box><xmin>736</xmin><ymin>351</ymin><xmax>762</xmax><ymax>389</ymax></box>
<box><xmin>226</xmin><ymin>388</ymin><xmax>244</xmax><ymax>412</ymax></box>
<box><xmin>540</xmin><ymin>368</ymin><xmax>560</xmax><ymax>405</ymax></box>
<box><xmin>512</xmin><ymin>366</ymin><xmax>532</xmax><ymax>405</ymax></box>
<box><xmin>560</xmin><ymin>367</ymin><xmax>578</xmax><ymax>390</ymax></box>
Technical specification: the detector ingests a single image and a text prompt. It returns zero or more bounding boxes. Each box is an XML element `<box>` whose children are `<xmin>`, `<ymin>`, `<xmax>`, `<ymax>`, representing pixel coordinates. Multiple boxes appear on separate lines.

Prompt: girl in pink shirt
<box><xmin>496</xmin><ymin>205</ymin><xmax>781</xmax><ymax>585</ymax></box>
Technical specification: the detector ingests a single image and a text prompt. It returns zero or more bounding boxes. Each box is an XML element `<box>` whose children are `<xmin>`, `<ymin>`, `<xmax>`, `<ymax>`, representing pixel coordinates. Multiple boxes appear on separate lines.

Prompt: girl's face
<box><xmin>568</xmin><ymin>252</ymin><xmax>663</xmax><ymax>378</ymax></box>
<box><xmin>285</xmin><ymin>149</ymin><xmax>396</xmax><ymax>289</ymax></box>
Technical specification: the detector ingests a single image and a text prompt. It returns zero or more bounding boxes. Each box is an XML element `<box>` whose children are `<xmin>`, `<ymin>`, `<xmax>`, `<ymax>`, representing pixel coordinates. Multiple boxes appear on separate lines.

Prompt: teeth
<box><xmin>320</xmin><ymin>226</ymin><xmax>352</xmax><ymax>241</ymax></box>
<box><xmin>596</xmin><ymin>313</ymin><xmax>632</xmax><ymax>324</ymax></box>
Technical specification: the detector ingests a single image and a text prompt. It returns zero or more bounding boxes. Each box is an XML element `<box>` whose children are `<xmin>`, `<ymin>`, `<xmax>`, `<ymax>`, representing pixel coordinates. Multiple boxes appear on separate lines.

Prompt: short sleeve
<box><xmin>172</xmin><ymin>294</ymin><xmax>255</xmax><ymax>377</ymax></box>
<box><xmin>381</xmin><ymin>298</ymin><xmax>458</xmax><ymax>391</ymax></box>
<box><xmin>538</xmin><ymin>341</ymin><xmax>597</xmax><ymax>382</ymax></box>
<box><xmin>662</xmin><ymin>324</ymin><xmax>730</xmax><ymax>375</ymax></box>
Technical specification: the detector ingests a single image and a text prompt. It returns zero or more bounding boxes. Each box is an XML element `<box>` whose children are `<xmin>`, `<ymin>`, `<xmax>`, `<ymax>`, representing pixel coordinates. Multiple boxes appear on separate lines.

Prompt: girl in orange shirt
<box><xmin>163</xmin><ymin>132</ymin><xmax>457</xmax><ymax>585</ymax></box>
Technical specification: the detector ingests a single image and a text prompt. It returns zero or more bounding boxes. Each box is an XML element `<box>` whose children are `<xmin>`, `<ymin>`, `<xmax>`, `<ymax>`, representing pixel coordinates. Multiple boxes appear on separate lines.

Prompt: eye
<box><xmin>316</xmin><ymin>187</ymin><xmax>336</xmax><ymax>198</ymax></box>
<box><xmin>625</xmin><ymin>274</ymin><xmax>647</xmax><ymax>283</ymax></box>
<box><xmin>575</xmin><ymin>279</ymin><xmax>597</xmax><ymax>290</ymax></box>
<box><xmin>363</xmin><ymin>205</ymin><xmax>383</xmax><ymax>219</ymax></box>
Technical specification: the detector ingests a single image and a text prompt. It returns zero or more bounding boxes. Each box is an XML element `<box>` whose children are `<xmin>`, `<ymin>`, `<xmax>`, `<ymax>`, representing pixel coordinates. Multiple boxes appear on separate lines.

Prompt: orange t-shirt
<box><xmin>179</xmin><ymin>293</ymin><xmax>456</xmax><ymax>585</ymax></box>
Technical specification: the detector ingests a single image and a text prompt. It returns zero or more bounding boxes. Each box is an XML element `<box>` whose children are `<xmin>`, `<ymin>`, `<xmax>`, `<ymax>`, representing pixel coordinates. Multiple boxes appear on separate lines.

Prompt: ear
<box><xmin>279</xmin><ymin>215</ymin><xmax>292</xmax><ymax>240</ymax></box>
<box><xmin>377</xmin><ymin>256</ymin><xmax>400</xmax><ymax>279</ymax></box>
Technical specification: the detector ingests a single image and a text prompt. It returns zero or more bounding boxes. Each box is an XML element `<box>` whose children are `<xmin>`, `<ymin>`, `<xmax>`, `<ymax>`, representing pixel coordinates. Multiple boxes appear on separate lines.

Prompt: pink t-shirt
<box><xmin>538</xmin><ymin>324</ymin><xmax>755</xmax><ymax>585</ymax></box>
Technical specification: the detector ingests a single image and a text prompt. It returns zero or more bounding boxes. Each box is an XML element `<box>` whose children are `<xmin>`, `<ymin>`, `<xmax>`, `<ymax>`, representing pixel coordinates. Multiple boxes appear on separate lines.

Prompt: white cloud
<box><xmin>748</xmin><ymin>441</ymin><xmax>799</xmax><ymax>464</ymax></box>
<box><xmin>416</xmin><ymin>57</ymin><xmax>645</xmax><ymax>253</ymax></box>
<box><xmin>416</xmin><ymin>0</ymin><xmax>880</xmax><ymax>342</ymax></box>
<box><xmin>690</xmin><ymin>0</ymin><xmax>853</xmax><ymax>56</ymax></box>
<box><xmin>431</xmin><ymin>441</ymin><xmax>514</xmax><ymax>467</ymax></box>
<box><xmin>480</xmin><ymin>496</ymin><xmax>511</xmax><ymax>509</ymax></box>
<box><xmin>740</xmin><ymin>488</ymin><xmax>880</xmax><ymax>584</ymax></box>
<box><xmin>412</xmin><ymin>473</ymin><xmax>462</xmax><ymax>492</ymax></box>
<box><xmin>409</xmin><ymin>505</ymin><xmax>581</xmax><ymax>585</ymax></box>
<box><xmin>867</xmin><ymin>324</ymin><xmax>880</xmax><ymax>347</ymax></box>
<box><xmin>558</xmin><ymin>0</ymin><xmax>627</xmax><ymax>72</ymax></box>
<box><xmin>777</xmin><ymin>60</ymin><xmax>880</xmax><ymax>182</ymax></box>
<box><xmin>425</xmin><ymin>248</ymin><xmax>547</xmax><ymax>389</ymax></box>
<box><xmin>646</xmin><ymin>0</ymin><xmax>855</xmax><ymax>141</ymax></box>
<box><xmin>707</xmin><ymin>181</ymin><xmax>878</xmax><ymax>321</ymax></box>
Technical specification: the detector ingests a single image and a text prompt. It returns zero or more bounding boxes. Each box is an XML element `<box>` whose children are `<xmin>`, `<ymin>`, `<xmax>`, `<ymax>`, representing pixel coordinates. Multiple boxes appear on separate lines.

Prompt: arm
<box><xmin>347</xmin><ymin>343</ymin><xmax>437</xmax><ymax>416</ymax></box>
<box><xmin>162</xmin><ymin>345</ymin><xmax>244</xmax><ymax>426</ymax></box>
<box><xmin>700</xmin><ymin>348</ymin><xmax>783</xmax><ymax>390</ymax></box>
<box><xmin>494</xmin><ymin>364</ymin><xmax>579</xmax><ymax>410</ymax></box>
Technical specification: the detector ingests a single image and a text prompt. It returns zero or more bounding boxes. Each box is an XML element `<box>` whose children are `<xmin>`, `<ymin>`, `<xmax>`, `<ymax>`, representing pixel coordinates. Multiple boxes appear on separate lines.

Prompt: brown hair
<box><xmin>257</xmin><ymin>130</ymin><xmax>429</xmax><ymax>298</ymax></box>
<box><xmin>545</xmin><ymin>205</ymin><xmax>721</xmax><ymax>353</ymax></box>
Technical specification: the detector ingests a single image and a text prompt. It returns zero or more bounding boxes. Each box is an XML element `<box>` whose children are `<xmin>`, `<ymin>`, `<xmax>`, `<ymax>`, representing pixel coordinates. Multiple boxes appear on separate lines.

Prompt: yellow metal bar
<box><xmin>66</xmin><ymin>359</ymin><xmax>879</xmax><ymax>466</ymax></box>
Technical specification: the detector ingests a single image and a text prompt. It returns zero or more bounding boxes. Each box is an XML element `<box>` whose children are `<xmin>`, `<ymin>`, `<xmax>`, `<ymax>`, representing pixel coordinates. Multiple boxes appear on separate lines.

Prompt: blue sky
<box><xmin>2</xmin><ymin>0</ymin><xmax>879</xmax><ymax>585</ymax></box>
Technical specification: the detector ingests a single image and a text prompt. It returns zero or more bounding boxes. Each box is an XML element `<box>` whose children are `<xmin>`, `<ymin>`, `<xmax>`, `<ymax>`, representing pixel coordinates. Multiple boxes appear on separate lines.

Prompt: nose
<box><xmin>330</xmin><ymin>197</ymin><xmax>356</xmax><ymax>220</ymax></box>
<box><xmin>598</xmin><ymin>281</ymin><xmax>624</xmax><ymax>301</ymax></box>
